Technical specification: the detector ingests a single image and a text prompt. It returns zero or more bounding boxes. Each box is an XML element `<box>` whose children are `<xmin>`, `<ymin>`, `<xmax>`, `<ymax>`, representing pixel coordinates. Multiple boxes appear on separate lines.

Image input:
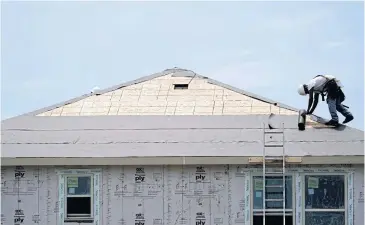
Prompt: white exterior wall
<box><xmin>1</xmin><ymin>165</ymin><xmax>363</xmax><ymax>225</ymax></box>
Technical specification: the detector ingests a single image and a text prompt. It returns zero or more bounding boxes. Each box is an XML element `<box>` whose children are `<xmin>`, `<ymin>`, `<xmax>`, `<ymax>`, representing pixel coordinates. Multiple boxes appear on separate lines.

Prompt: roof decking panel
<box><xmin>20</xmin><ymin>68</ymin><xmax>298</xmax><ymax>117</ymax></box>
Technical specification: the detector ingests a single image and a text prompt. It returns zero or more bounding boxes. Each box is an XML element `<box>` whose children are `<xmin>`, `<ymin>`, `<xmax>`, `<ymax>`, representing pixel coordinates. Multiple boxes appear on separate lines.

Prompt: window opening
<box><xmin>253</xmin><ymin>176</ymin><xmax>293</xmax><ymax>213</ymax></box>
<box><xmin>304</xmin><ymin>175</ymin><xmax>346</xmax><ymax>225</ymax></box>
<box><xmin>65</xmin><ymin>175</ymin><xmax>93</xmax><ymax>221</ymax></box>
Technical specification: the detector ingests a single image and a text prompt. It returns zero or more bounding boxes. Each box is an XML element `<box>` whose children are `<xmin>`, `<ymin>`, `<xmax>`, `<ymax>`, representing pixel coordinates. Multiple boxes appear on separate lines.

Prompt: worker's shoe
<box><xmin>343</xmin><ymin>115</ymin><xmax>354</xmax><ymax>124</ymax></box>
<box><xmin>325</xmin><ymin>119</ymin><xmax>339</xmax><ymax>126</ymax></box>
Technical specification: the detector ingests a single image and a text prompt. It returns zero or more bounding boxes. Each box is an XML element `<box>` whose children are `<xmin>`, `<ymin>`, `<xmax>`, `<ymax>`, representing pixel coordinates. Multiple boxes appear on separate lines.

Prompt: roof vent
<box><xmin>173</xmin><ymin>84</ymin><xmax>189</xmax><ymax>90</ymax></box>
<box><xmin>91</xmin><ymin>86</ymin><xmax>101</xmax><ymax>94</ymax></box>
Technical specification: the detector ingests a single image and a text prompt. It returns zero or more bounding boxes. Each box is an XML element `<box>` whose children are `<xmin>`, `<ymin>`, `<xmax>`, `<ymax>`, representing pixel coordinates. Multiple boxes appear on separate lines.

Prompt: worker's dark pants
<box><xmin>327</xmin><ymin>97</ymin><xmax>352</xmax><ymax>122</ymax></box>
<box><xmin>326</xmin><ymin>80</ymin><xmax>352</xmax><ymax>122</ymax></box>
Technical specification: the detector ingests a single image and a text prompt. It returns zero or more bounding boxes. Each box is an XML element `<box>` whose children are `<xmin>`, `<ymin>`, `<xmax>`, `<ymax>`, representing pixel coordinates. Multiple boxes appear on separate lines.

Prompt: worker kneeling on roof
<box><xmin>297</xmin><ymin>75</ymin><xmax>354</xmax><ymax>126</ymax></box>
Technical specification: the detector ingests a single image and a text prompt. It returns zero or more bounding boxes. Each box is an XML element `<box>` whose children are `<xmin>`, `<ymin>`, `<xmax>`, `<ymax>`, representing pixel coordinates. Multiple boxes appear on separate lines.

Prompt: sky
<box><xmin>1</xmin><ymin>1</ymin><xmax>364</xmax><ymax>130</ymax></box>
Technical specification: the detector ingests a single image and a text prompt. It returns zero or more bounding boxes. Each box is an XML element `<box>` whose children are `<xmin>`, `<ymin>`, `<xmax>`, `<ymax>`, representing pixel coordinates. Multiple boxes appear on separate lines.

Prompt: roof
<box><xmin>10</xmin><ymin>67</ymin><xmax>298</xmax><ymax>118</ymax></box>
<box><xmin>1</xmin><ymin>115</ymin><xmax>364</xmax><ymax>161</ymax></box>
<box><xmin>1</xmin><ymin>68</ymin><xmax>364</xmax><ymax>165</ymax></box>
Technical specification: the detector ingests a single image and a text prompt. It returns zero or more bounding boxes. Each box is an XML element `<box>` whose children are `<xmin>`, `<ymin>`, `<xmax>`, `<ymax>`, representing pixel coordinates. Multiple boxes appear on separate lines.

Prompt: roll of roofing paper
<box><xmin>298</xmin><ymin>109</ymin><xmax>307</xmax><ymax>131</ymax></box>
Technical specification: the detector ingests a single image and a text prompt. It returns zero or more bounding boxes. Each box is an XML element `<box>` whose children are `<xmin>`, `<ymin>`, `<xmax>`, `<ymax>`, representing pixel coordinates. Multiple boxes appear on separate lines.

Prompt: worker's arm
<box><xmin>308</xmin><ymin>93</ymin><xmax>319</xmax><ymax>114</ymax></box>
<box><xmin>306</xmin><ymin>89</ymin><xmax>315</xmax><ymax>114</ymax></box>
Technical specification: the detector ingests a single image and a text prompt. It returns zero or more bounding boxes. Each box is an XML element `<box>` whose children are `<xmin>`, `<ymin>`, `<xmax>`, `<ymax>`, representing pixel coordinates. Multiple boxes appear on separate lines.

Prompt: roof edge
<box><xmin>1</xmin><ymin>156</ymin><xmax>364</xmax><ymax>166</ymax></box>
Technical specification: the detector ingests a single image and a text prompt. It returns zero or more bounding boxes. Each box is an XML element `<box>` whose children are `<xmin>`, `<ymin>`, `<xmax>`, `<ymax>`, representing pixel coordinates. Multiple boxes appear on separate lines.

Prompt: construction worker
<box><xmin>297</xmin><ymin>75</ymin><xmax>354</xmax><ymax>126</ymax></box>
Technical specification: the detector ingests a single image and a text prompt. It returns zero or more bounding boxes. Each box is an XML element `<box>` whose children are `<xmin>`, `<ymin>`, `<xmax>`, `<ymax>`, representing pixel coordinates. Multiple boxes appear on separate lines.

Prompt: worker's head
<box><xmin>297</xmin><ymin>84</ymin><xmax>309</xmax><ymax>96</ymax></box>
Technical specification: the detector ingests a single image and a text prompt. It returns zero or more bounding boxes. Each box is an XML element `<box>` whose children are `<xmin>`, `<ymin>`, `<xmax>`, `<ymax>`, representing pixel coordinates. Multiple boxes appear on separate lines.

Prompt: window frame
<box><xmin>302</xmin><ymin>173</ymin><xmax>348</xmax><ymax>225</ymax></box>
<box><xmin>64</xmin><ymin>174</ymin><xmax>94</xmax><ymax>222</ymax></box>
<box><xmin>251</xmin><ymin>173</ymin><xmax>295</xmax><ymax>215</ymax></box>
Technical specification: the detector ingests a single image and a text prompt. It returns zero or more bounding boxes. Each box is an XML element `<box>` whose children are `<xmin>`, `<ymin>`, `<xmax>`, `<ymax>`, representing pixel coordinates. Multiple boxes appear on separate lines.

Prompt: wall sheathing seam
<box><xmin>348</xmin><ymin>172</ymin><xmax>354</xmax><ymax>225</ymax></box>
<box><xmin>244</xmin><ymin>172</ymin><xmax>251</xmax><ymax>225</ymax></box>
<box><xmin>295</xmin><ymin>172</ymin><xmax>303</xmax><ymax>225</ymax></box>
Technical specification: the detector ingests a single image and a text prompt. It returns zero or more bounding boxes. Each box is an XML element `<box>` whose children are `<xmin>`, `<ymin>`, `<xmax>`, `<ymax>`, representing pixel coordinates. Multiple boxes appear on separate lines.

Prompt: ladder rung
<box><xmin>265</xmin><ymin>198</ymin><xmax>284</xmax><ymax>201</ymax></box>
<box><xmin>265</xmin><ymin>167</ymin><xmax>283</xmax><ymax>170</ymax></box>
<box><xmin>265</xmin><ymin>156</ymin><xmax>283</xmax><ymax>160</ymax></box>
<box><xmin>264</xmin><ymin>159</ymin><xmax>284</xmax><ymax>162</ymax></box>
<box><xmin>264</xmin><ymin>144</ymin><xmax>284</xmax><ymax>147</ymax></box>
<box><xmin>254</xmin><ymin>212</ymin><xmax>292</xmax><ymax>216</ymax></box>
<box><xmin>264</xmin><ymin>163</ymin><xmax>284</xmax><ymax>166</ymax></box>
<box><xmin>265</xmin><ymin>185</ymin><xmax>284</xmax><ymax>188</ymax></box>
<box><xmin>265</xmin><ymin>171</ymin><xmax>284</xmax><ymax>174</ymax></box>
<box><xmin>264</xmin><ymin>131</ymin><xmax>284</xmax><ymax>134</ymax></box>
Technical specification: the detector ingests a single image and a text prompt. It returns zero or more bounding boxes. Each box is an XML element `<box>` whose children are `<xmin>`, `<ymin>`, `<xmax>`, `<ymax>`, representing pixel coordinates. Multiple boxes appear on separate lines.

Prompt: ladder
<box><xmin>262</xmin><ymin>123</ymin><xmax>286</xmax><ymax>225</ymax></box>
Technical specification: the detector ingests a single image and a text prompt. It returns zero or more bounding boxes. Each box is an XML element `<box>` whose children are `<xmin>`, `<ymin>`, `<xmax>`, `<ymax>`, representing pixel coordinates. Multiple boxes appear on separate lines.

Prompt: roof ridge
<box><xmin>7</xmin><ymin>67</ymin><xmax>299</xmax><ymax>120</ymax></box>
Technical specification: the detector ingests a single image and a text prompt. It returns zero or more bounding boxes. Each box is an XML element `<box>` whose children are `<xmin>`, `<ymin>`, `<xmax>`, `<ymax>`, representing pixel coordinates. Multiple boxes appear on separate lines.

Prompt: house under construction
<box><xmin>1</xmin><ymin>68</ymin><xmax>364</xmax><ymax>225</ymax></box>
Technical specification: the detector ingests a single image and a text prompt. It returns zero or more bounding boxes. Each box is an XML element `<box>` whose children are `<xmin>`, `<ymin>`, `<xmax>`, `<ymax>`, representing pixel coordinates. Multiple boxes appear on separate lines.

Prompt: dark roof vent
<box><xmin>173</xmin><ymin>84</ymin><xmax>189</xmax><ymax>90</ymax></box>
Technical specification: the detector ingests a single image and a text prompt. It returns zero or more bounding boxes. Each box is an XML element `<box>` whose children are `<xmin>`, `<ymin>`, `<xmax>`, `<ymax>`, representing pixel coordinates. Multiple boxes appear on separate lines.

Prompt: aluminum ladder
<box><xmin>262</xmin><ymin>123</ymin><xmax>286</xmax><ymax>225</ymax></box>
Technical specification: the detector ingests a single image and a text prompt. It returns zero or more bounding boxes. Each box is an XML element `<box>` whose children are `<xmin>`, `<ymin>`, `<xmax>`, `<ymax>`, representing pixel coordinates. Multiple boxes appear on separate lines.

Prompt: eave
<box><xmin>1</xmin><ymin>156</ymin><xmax>363</xmax><ymax>166</ymax></box>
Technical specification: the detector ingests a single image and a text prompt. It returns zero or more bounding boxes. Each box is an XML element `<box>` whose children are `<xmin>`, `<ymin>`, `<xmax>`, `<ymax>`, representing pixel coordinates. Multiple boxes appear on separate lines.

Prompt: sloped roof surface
<box><xmin>1</xmin><ymin>68</ymin><xmax>363</xmax><ymax>159</ymax></box>
<box><xmin>15</xmin><ymin>67</ymin><xmax>298</xmax><ymax>117</ymax></box>
<box><xmin>2</xmin><ymin>115</ymin><xmax>364</xmax><ymax>158</ymax></box>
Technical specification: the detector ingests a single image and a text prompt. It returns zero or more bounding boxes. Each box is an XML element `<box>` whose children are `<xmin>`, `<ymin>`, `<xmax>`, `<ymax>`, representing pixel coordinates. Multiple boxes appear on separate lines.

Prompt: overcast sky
<box><xmin>1</xmin><ymin>1</ymin><xmax>364</xmax><ymax>129</ymax></box>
